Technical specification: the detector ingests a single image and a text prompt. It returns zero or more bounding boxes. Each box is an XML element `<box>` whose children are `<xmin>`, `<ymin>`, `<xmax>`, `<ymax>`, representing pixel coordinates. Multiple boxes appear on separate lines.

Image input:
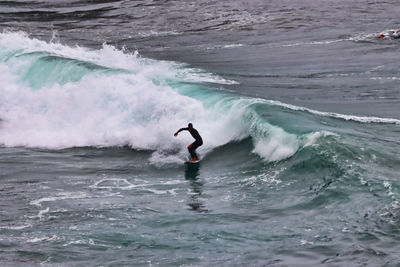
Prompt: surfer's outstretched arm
<box><xmin>174</xmin><ymin>127</ymin><xmax>188</xmax><ymax>136</ymax></box>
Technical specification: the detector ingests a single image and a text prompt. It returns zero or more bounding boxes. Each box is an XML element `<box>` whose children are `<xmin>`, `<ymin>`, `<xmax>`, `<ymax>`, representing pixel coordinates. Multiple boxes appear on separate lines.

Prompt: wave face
<box><xmin>0</xmin><ymin>32</ymin><xmax>336</xmax><ymax>164</ymax></box>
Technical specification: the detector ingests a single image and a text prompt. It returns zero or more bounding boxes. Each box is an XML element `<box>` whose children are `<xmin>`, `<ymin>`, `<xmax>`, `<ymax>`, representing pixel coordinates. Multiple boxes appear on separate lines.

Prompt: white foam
<box><xmin>64</xmin><ymin>238</ymin><xmax>95</xmax><ymax>246</ymax></box>
<box><xmin>176</xmin><ymin>67</ymin><xmax>239</xmax><ymax>84</ymax></box>
<box><xmin>0</xmin><ymin>34</ymin><xmax>251</xmax><ymax>160</ymax></box>
<box><xmin>137</xmin><ymin>30</ymin><xmax>182</xmax><ymax>38</ymax></box>
<box><xmin>149</xmin><ymin>151</ymin><xmax>186</xmax><ymax>165</ymax></box>
<box><xmin>92</xmin><ymin>178</ymin><xmax>137</xmax><ymax>190</ymax></box>
<box><xmin>30</xmin><ymin>192</ymin><xmax>88</xmax><ymax>207</ymax></box>
<box><xmin>303</xmin><ymin>131</ymin><xmax>337</xmax><ymax>147</ymax></box>
<box><xmin>371</xmin><ymin>76</ymin><xmax>400</xmax><ymax>81</ymax></box>
<box><xmin>268</xmin><ymin>39</ymin><xmax>345</xmax><ymax>48</ymax></box>
<box><xmin>384</xmin><ymin>181</ymin><xmax>394</xmax><ymax>197</ymax></box>
<box><xmin>242</xmin><ymin>167</ymin><xmax>284</xmax><ymax>186</ymax></box>
<box><xmin>300</xmin><ymin>239</ymin><xmax>314</xmax><ymax>246</ymax></box>
<box><xmin>206</xmin><ymin>43</ymin><xmax>245</xmax><ymax>50</ymax></box>
<box><xmin>27</xmin><ymin>235</ymin><xmax>58</xmax><ymax>243</ymax></box>
<box><xmin>253</xmin><ymin>132</ymin><xmax>299</xmax><ymax>162</ymax></box>
<box><xmin>0</xmin><ymin>224</ymin><xmax>32</xmax><ymax>230</ymax></box>
<box><xmin>0</xmin><ymin>31</ymin><xmax>239</xmax><ymax>153</ymax></box>
<box><xmin>38</xmin><ymin>207</ymin><xmax>50</xmax><ymax>220</ymax></box>
<box><xmin>146</xmin><ymin>188</ymin><xmax>178</xmax><ymax>195</ymax></box>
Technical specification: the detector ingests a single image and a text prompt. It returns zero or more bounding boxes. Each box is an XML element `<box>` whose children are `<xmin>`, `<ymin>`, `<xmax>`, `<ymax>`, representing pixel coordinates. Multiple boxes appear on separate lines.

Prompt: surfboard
<box><xmin>185</xmin><ymin>159</ymin><xmax>200</xmax><ymax>164</ymax></box>
<box><xmin>185</xmin><ymin>155</ymin><xmax>200</xmax><ymax>164</ymax></box>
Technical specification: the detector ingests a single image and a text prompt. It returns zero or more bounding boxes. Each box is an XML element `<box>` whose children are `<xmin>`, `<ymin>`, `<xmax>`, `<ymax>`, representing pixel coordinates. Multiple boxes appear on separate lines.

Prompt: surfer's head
<box><xmin>377</xmin><ymin>33</ymin><xmax>385</xmax><ymax>39</ymax></box>
<box><xmin>188</xmin><ymin>123</ymin><xmax>193</xmax><ymax>129</ymax></box>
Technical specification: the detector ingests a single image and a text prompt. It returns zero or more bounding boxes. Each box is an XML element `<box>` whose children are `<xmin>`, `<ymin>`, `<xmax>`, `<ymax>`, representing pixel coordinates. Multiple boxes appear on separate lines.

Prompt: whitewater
<box><xmin>0</xmin><ymin>31</ymin><xmax>338</xmax><ymax>163</ymax></box>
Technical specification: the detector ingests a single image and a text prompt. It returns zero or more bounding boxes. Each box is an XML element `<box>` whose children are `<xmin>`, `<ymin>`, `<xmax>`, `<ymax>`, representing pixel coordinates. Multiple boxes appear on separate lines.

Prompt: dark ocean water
<box><xmin>0</xmin><ymin>0</ymin><xmax>400</xmax><ymax>266</ymax></box>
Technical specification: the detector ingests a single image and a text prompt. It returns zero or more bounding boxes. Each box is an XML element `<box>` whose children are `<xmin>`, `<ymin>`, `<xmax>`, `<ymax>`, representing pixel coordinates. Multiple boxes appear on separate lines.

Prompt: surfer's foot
<box><xmin>190</xmin><ymin>158</ymin><xmax>198</xmax><ymax>162</ymax></box>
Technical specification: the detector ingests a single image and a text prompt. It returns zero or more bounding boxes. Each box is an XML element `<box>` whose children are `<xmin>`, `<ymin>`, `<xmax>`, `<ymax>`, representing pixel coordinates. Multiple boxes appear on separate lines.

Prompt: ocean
<box><xmin>0</xmin><ymin>0</ymin><xmax>400</xmax><ymax>266</ymax></box>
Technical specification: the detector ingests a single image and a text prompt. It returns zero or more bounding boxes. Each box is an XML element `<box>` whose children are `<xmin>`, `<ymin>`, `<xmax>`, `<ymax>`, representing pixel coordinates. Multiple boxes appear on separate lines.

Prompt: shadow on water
<box><xmin>184</xmin><ymin>162</ymin><xmax>208</xmax><ymax>212</ymax></box>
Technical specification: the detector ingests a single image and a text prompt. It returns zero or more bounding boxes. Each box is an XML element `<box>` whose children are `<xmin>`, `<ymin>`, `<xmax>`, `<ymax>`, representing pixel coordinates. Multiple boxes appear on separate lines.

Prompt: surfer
<box><xmin>377</xmin><ymin>30</ymin><xmax>400</xmax><ymax>39</ymax></box>
<box><xmin>174</xmin><ymin>123</ymin><xmax>203</xmax><ymax>162</ymax></box>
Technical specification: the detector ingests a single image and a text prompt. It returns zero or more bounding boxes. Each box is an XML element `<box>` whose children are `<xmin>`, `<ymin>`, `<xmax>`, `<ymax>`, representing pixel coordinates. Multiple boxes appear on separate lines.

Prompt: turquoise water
<box><xmin>1</xmin><ymin>1</ymin><xmax>400</xmax><ymax>265</ymax></box>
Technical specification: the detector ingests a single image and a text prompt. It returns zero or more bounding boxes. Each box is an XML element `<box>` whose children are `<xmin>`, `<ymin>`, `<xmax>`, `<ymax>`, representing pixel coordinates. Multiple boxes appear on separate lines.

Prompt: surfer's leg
<box><xmin>188</xmin><ymin>142</ymin><xmax>200</xmax><ymax>160</ymax></box>
<box><xmin>188</xmin><ymin>144</ymin><xmax>196</xmax><ymax>159</ymax></box>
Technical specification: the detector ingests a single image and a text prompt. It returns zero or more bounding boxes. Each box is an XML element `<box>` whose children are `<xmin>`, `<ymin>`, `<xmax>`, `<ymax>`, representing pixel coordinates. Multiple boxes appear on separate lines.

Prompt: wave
<box><xmin>0</xmin><ymin>32</ymin><xmax>350</xmax><ymax>164</ymax></box>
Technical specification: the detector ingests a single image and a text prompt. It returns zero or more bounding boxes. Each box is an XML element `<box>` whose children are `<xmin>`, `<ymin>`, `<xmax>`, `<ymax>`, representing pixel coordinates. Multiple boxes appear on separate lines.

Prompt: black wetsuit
<box><xmin>177</xmin><ymin>127</ymin><xmax>203</xmax><ymax>159</ymax></box>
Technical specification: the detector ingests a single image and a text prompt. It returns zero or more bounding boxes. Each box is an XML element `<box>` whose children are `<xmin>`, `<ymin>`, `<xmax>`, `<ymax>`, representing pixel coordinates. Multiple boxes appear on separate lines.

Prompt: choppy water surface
<box><xmin>0</xmin><ymin>1</ymin><xmax>400</xmax><ymax>265</ymax></box>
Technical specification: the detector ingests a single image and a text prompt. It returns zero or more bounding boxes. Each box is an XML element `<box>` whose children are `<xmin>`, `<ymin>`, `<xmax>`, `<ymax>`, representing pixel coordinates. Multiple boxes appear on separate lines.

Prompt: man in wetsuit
<box><xmin>377</xmin><ymin>30</ymin><xmax>400</xmax><ymax>39</ymax></box>
<box><xmin>174</xmin><ymin>123</ymin><xmax>203</xmax><ymax>161</ymax></box>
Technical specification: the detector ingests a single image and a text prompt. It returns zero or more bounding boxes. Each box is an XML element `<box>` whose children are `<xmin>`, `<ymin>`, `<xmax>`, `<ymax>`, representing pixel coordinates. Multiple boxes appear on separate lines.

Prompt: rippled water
<box><xmin>0</xmin><ymin>1</ymin><xmax>400</xmax><ymax>266</ymax></box>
